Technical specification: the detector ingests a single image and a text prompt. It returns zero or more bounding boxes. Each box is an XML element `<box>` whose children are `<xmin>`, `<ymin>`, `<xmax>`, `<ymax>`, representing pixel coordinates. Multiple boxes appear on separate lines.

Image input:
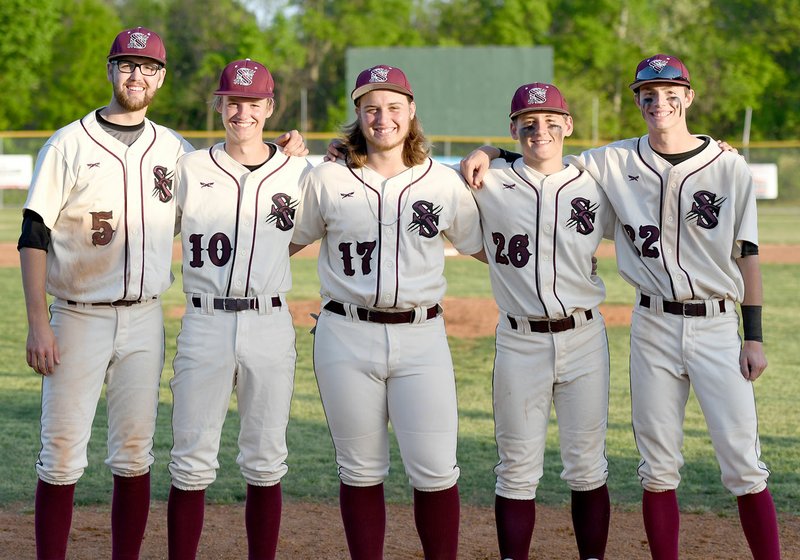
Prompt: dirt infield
<box><xmin>2</xmin><ymin>499</ymin><xmax>798</xmax><ymax>559</ymax></box>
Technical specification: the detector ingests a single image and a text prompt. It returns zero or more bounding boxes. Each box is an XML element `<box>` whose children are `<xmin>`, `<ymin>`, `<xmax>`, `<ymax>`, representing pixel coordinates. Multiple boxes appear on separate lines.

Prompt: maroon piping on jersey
<box><xmin>346</xmin><ymin>158</ymin><xmax>433</xmax><ymax>309</ymax></box>
<box><xmin>208</xmin><ymin>145</ymin><xmax>290</xmax><ymax>297</ymax></box>
<box><xmin>636</xmin><ymin>138</ymin><xmax>676</xmax><ymax>300</ymax></box>
<box><xmin>510</xmin><ymin>165</ymin><xmax>547</xmax><ymax>316</ymax></box>
<box><xmin>247</xmin><ymin>154</ymin><xmax>290</xmax><ymax>294</ymax></box>
<box><xmin>549</xmin><ymin>170</ymin><xmax>585</xmax><ymax>317</ymax></box>
<box><xmin>674</xmin><ymin>149</ymin><xmax>724</xmax><ymax>299</ymax></box>
<box><xmin>80</xmin><ymin>116</ymin><xmax>158</xmax><ymax>302</ymax></box>
<box><xmin>136</xmin><ymin>130</ymin><xmax>158</xmax><ymax>301</ymax></box>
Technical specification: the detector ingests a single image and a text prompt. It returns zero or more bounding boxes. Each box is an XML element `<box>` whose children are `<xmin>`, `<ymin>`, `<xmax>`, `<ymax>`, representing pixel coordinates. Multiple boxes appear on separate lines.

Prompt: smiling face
<box><xmin>356</xmin><ymin>89</ymin><xmax>416</xmax><ymax>156</ymax></box>
<box><xmin>107</xmin><ymin>56</ymin><xmax>165</xmax><ymax>112</ymax></box>
<box><xmin>635</xmin><ymin>83</ymin><xmax>694</xmax><ymax>132</ymax></box>
<box><xmin>218</xmin><ymin>96</ymin><xmax>274</xmax><ymax>145</ymax></box>
<box><xmin>511</xmin><ymin>111</ymin><xmax>573</xmax><ymax>172</ymax></box>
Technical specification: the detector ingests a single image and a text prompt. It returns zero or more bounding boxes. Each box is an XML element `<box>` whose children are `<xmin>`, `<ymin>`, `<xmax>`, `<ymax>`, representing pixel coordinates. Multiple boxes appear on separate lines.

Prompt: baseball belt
<box><xmin>66</xmin><ymin>297</ymin><xmax>157</xmax><ymax>307</ymax></box>
<box><xmin>323</xmin><ymin>300</ymin><xmax>441</xmax><ymax>324</ymax></box>
<box><xmin>507</xmin><ymin>309</ymin><xmax>593</xmax><ymax>334</ymax></box>
<box><xmin>639</xmin><ymin>294</ymin><xmax>726</xmax><ymax>317</ymax></box>
<box><xmin>191</xmin><ymin>296</ymin><xmax>282</xmax><ymax>312</ymax></box>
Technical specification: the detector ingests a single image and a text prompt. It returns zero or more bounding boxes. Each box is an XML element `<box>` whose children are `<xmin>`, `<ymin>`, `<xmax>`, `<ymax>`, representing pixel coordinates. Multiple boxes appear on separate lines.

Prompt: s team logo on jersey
<box><xmin>502</xmin><ymin>183</ymin><xmax>516</xmax><ymax>190</ymax></box>
<box><xmin>685</xmin><ymin>190</ymin><xmax>726</xmax><ymax>229</ymax></box>
<box><xmin>152</xmin><ymin>166</ymin><xmax>174</xmax><ymax>202</ymax></box>
<box><xmin>200</xmin><ymin>181</ymin><xmax>214</xmax><ymax>188</ymax></box>
<box><xmin>408</xmin><ymin>200</ymin><xmax>441</xmax><ymax>238</ymax></box>
<box><xmin>369</xmin><ymin>67</ymin><xmax>391</xmax><ymax>83</ymax></box>
<box><xmin>628</xmin><ymin>174</ymin><xmax>640</xmax><ymax>181</ymax></box>
<box><xmin>234</xmin><ymin>67</ymin><xmax>256</xmax><ymax>87</ymax></box>
<box><xmin>340</xmin><ymin>191</ymin><xmax>354</xmax><ymax>198</ymax></box>
<box><xmin>87</xmin><ymin>162</ymin><xmax>101</xmax><ymax>169</ymax></box>
<box><xmin>266</xmin><ymin>193</ymin><xmax>298</xmax><ymax>231</ymax></box>
<box><xmin>566</xmin><ymin>197</ymin><xmax>598</xmax><ymax>235</ymax></box>
<box><xmin>528</xmin><ymin>88</ymin><xmax>548</xmax><ymax>105</ymax></box>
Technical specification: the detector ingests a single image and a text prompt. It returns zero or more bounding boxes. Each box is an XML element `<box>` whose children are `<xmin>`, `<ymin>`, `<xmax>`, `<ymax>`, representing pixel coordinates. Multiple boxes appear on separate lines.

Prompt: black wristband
<box><xmin>741</xmin><ymin>305</ymin><xmax>763</xmax><ymax>342</ymax></box>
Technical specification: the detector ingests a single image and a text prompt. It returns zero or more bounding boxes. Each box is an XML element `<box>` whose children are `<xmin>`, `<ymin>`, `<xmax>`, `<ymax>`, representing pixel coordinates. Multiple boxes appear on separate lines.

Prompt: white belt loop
<box><xmin>411</xmin><ymin>305</ymin><xmax>427</xmax><ymax>325</ymax></box>
<box><xmin>651</xmin><ymin>294</ymin><xmax>665</xmax><ymax>316</ymax></box>
<box><xmin>573</xmin><ymin>308</ymin><xmax>595</xmax><ymax>327</ymax></box>
<box><xmin>344</xmin><ymin>302</ymin><xmax>359</xmax><ymax>322</ymax></box>
<box><xmin>507</xmin><ymin>312</ymin><xmax>531</xmax><ymax>335</ymax></box>
<box><xmin>256</xmin><ymin>294</ymin><xmax>270</xmax><ymax>316</ymax></box>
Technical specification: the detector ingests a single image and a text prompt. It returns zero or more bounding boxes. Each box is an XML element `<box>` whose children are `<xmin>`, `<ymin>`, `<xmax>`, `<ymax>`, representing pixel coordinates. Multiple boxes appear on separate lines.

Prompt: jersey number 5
<box><xmin>90</xmin><ymin>211</ymin><xmax>114</xmax><ymax>246</ymax></box>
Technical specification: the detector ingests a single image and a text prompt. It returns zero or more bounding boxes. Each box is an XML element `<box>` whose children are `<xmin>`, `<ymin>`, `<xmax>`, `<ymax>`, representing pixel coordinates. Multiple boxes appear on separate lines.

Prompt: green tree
<box><xmin>28</xmin><ymin>0</ymin><xmax>122</xmax><ymax>129</ymax></box>
<box><xmin>0</xmin><ymin>0</ymin><xmax>61</xmax><ymax>129</ymax></box>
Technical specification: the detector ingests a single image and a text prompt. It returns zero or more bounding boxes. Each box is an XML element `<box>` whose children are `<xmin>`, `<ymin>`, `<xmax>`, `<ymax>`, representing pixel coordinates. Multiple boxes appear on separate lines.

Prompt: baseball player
<box><xmin>18</xmin><ymin>28</ymin><xmax>307</xmax><ymax>560</ymax></box>
<box><xmin>166</xmin><ymin>58</ymin><xmax>312</xmax><ymax>560</ymax></box>
<box><xmin>290</xmin><ymin>65</ymin><xmax>484</xmax><ymax>560</ymax></box>
<box><xmin>461</xmin><ymin>55</ymin><xmax>780</xmax><ymax>560</ymax></box>
<box><xmin>472</xmin><ymin>82</ymin><xmax>614</xmax><ymax>560</ymax></box>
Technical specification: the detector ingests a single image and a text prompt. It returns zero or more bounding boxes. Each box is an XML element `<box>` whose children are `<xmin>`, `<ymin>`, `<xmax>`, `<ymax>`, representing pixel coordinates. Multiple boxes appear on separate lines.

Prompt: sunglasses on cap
<box><xmin>633</xmin><ymin>64</ymin><xmax>689</xmax><ymax>84</ymax></box>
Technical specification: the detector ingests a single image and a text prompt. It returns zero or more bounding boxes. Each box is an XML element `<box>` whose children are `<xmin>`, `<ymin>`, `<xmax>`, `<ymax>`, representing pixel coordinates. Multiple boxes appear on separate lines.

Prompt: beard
<box><xmin>113</xmin><ymin>82</ymin><xmax>156</xmax><ymax>112</ymax></box>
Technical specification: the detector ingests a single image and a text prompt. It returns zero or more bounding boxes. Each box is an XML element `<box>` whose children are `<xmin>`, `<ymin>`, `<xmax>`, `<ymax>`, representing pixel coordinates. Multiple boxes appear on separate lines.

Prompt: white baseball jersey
<box><xmin>472</xmin><ymin>158</ymin><xmax>615</xmax><ymax>319</ymax></box>
<box><xmin>567</xmin><ymin>135</ymin><xmax>758</xmax><ymax>302</ymax></box>
<box><xmin>170</xmin><ymin>143</ymin><xmax>311</xmax><ymax>491</ymax></box>
<box><xmin>569</xmin><ymin>135</ymin><xmax>769</xmax><ymax>497</ymax></box>
<box><xmin>292</xmin><ymin>158</ymin><xmax>483</xmax><ymax>307</ymax></box>
<box><xmin>24</xmin><ymin>110</ymin><xmax>193</xmax><ymax>303</ymax></box>
<box><xmin>176</xmin><ymin>143</ymin><xmax>313</xmax><ymax>297</ymax></box>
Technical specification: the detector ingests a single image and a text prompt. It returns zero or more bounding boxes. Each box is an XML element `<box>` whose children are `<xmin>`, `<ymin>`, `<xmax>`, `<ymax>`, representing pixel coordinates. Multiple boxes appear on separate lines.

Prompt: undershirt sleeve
<box><xmin>17</xmin><ymin>209</ymin><xmax>51</xmax><ymax>251</ymax></box>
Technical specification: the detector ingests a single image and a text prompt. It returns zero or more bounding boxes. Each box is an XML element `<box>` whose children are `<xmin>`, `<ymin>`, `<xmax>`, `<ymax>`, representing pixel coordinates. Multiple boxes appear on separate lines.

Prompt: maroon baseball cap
<box><xmin>108</xmin><ymin>27</ymin><xmax>166</xmax><ymax>65</ymax></box>
<box><xmin>351</xmin><ymin>65</ymin><xmax>414</xmax><ymax>102</ymax></box>
<box><xmin>509</xmin><ymin>82</ymin><xmax>570</xmax><ymax>119</ymax></box>
<box><xmin>629</xmin><ymin>54</ymin><xmax>691</xmax><ymax>91</ymax></box>
<box><xmin>214</xmin><ymin>59</ymin><xmax>274</xmax><ymax>99</ymax></box>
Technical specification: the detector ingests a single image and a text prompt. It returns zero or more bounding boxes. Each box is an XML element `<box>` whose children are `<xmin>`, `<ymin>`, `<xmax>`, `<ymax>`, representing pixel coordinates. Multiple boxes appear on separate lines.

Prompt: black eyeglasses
<box><xmin>113</xmin><ymin>60</ymin><xmax>163</xmax><ymax>77</ymax></box>
<box><xmin>633</xmin><ymin>64</ymin><xmax>689</xmax><ymax>84</ymax></box>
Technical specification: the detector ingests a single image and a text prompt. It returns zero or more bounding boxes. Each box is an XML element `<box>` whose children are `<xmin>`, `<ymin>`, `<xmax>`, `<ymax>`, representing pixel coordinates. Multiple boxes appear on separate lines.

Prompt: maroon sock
<box><xmin>642</xmin><ymin>489</ymin><xmax>679</xmax><ymax>560</ymax></box>
<box><xmin>495</xmin><ymin>494</ymin><xmax>536</xmax><ymax>560</ymax></box>
<box><xmin>111</xmin><ymin>472</ymin><xmax>150</xmax><ymax>560</ymax></box>
<box><xmin>339</xmin><ymin>482</ymin><xmax>386</xmax><ymax>560</ymax></box>
<box><xmin>413</xmin><ymin>485</ymin><xmax>460</xmax><ymax>560</ymax></box>
<box><xmin>167</xmin><ymin>485</ymin><xmax>205</xmax><ymax>560</ymax></box>
<box><xmin>737</xmin><ymin>488</ymin><xmax>781</xmax><ymax>560</ymax></box>
<box><xmin>571</xmin><ymin>485</ymin><xmax>610</xmax><ymax>560</ymax></box>
<box><xmin>35</xmin><ymin>479</ymin><xmax>75</xmax><ymax>560</ymax></box>
<box><xmin>245</xmin><ymin>483</ymin><xmax>282</xmax><ymax>560</ymax></box>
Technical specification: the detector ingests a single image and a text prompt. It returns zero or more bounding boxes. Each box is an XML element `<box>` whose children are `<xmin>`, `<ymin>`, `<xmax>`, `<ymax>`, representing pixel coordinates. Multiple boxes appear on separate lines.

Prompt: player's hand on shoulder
<box><xmin>717</xmin><ymin>139</ymin><xmax>739</xmax><ymax>155</ymax></box>
<box><xmin>460</xmin><ymin>146</ymin><xmax>497</xmax><ymax>189</ymax></box>
<box><xmin>325</xmin><ymin>139</ymin><xmax>346</xmax><ymax>162</ymax></box>
<box><xmin>26</xmin><ymin>324</ymin><xmax>60</xmax><ymax>376</ymax></box>
<box><xmin>739</xmin><ymin>340</ymin><xmax>767</xmax><ymax>381</ymax></box>
<box><xmin>275</xmin><ymin>130</ymin><xmax>309</xmax><ymax>157</ymax></box>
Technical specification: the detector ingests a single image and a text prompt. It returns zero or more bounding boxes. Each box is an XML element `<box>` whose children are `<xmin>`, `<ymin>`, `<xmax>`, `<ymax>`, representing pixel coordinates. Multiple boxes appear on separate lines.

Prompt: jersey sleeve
<box><xmin>731</xmin><ymin>155</ymin><xmax>759</xmax><ymax>256</ymax></box>
<box><xmin>24</xmin><ymin>142</ymin><xmax>74</xmax><ymax>229</ymax></box>
<box><xmin>291</xmin><ymin>170</ymin><xmax>326</xmax><ymax>246</ymax></box>
<box><xmin>444</xmin><ymin>179</ymin><xmax>483</xmax><ymax>255</ymax></box>
<box><xmin>564</xmin><ymin>148</ymin><xmax>606</xmax><ymax>187</ymax></box>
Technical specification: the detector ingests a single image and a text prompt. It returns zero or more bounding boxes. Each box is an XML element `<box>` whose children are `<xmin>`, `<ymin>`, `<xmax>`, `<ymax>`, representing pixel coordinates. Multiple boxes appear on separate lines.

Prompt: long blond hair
<box><xmin>340</xmin><ymin>98</ymin><xmax>430</xmax><ymax>169</ymax></box>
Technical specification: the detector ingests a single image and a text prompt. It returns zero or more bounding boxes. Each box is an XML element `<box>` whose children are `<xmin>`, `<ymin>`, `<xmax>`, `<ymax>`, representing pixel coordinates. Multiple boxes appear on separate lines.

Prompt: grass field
<box><xmin>0</xmin><ymin>200</ymin><xmax>798</xmax><ymax>517</ymax></box>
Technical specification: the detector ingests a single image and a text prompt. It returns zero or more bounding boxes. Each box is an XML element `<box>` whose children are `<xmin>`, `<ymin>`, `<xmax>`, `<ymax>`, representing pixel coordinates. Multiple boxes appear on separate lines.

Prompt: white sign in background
<box><xmin>748</xmin><ymin>163</ymin><xmax>778</xmax><ymax>200</ymax></box>
<box><xmin>0</xmin><ymin>154</ymin><xmax>33</xmax><ymax>189</ymax></box>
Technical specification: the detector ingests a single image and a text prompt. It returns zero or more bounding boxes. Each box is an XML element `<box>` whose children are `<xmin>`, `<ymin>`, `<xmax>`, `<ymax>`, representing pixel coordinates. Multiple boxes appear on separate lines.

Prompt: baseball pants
<box><xmin>169</xmin><ymin>297</ymin><xmax>295</xmax><ymax>490</ymax></box>
<box><xmin>493</xmin><ymin>312</ymin><xmax>610</xmax><ymax>499</ymax></box>
<box><xmin>37</xmin><ymin>298</ymin><xmax>164</xmax><ymax>484</ymax></box>
<box><xmin>630</xmin><ymin>299</ymin><xmax>770</xmax><ymax>495</ymax></box>
<box><xmin>312</xmin><ymin>309</ymin><xmax>460</xmax><ymax>491</ymax></box>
